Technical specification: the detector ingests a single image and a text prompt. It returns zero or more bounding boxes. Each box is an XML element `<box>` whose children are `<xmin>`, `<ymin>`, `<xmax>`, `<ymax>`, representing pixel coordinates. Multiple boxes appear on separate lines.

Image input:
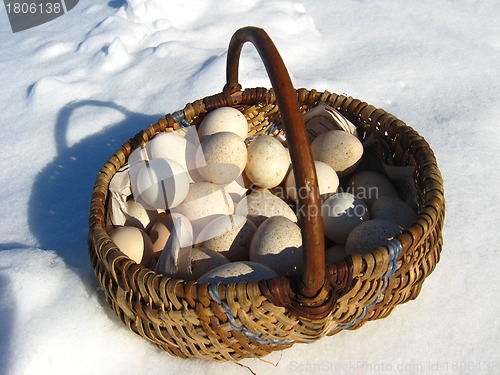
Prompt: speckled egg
<box><xmin>195</xmin><ymin>215</ymin><xmax>256</xmax><ymax>261</ymax></box>
<box><xmin>285</xmin><ymin>160</ymin><xmax>339</xmax><ymax>202</ymax></box>
<box><xmin>235</xmin><ymin>188</ymin><xmax>297</xmax><ymax>227</ymax></box>
<box><xmin>195</xmin><ymin>131</ymin><xmax>247</xmax><ymax>185</ymax></box>
<box><xmin>322</xmin><ymin>192</ymin><xmax>370</xmax><ymax>243</ymax></box>
<box><xmin>245</xmin><ymin>135</ymin><xmax>290</xmax><ymax>188</ymax></box>
<box><xmin>188</xmin><ymin>247</ymin><xmax>230</xmax><ymax>280</ymax></box>
<box><xmin>371</xmin><ymin>196</ymin><xmax>417</xmax><ymax>228</ymax></box>
<box><xmin>197</xmin><ymin>107</ymin><xmax>248</xmax><ymax>141</ymax></box>
<box><xmin>109</xmin><ymin>226</ymin><xmax>153</xmax><ymax>266</ymax></box>
<box><xmin>197</xmin><ymin>261</ymin><xmax>278</xmax><ymax>284</ymax></box>
<box><xmin>345</xmin><ymin>219</ymin><xmax>403</xmax><ymax>254</ymax></box>
<box><xmin>311</xmin><ymin>130</ymin><xmax>363</xmax><ymax>177</ymax></box>
<box><xmin>345</xmin><ymin>170</ymin><xmax>399</xmax><ymax>208</ymax></box>
<box><xmin>249</xmin><ymin>216</ymin><xmax>303</xmax><ymax>276</ymax></box>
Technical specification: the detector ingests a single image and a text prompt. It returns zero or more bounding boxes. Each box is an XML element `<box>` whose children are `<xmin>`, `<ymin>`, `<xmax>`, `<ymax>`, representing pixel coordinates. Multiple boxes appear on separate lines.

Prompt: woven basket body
<box><xmin>88</xmin><ymin>28</ymin><xmax>444</xmax><ymax>361</ymax></box>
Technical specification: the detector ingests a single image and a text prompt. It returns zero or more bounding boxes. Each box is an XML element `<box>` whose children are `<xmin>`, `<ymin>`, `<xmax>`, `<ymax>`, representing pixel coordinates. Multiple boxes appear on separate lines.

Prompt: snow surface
<box><xmin>1</xmin><ymin>0</ymin><xmax>499</xmax><ymax>374</ymax></box>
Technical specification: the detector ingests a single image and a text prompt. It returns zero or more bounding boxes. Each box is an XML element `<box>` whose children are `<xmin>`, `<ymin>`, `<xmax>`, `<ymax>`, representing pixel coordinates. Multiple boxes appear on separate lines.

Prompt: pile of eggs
<box><xmin>108</xmin><ymin>106</ymin><xmax>417</xmax><ymax>284</ymax></box>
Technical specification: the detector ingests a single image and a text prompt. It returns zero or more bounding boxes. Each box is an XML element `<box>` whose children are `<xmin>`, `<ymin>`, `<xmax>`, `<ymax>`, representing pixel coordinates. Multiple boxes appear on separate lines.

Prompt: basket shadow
<box><xmin>28</xmin><ymin>100</ymin><xmax>162</xmax><ymax>270</ymax></box>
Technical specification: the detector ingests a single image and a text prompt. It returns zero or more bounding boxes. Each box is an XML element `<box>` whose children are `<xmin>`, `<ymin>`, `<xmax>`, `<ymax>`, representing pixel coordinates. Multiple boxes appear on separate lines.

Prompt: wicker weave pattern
<box><xmin>88</xmin><ymin>87</ymin><xmax>445</xmax><ymax>361</ymax></box>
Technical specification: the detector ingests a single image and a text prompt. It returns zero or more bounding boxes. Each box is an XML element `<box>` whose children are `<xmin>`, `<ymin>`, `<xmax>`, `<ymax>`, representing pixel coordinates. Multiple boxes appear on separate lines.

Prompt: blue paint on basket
<box><xmin>335</xmin><ymin>239</ymin><xmax>403</xmax><ymax>330</ymax></box>
<box><xmin>208</xmin><ymin>283</ymin><xmax>294</xmax><ymax>346</ymax></box>
<box><xmin>171</xmin><ymin>111</ymin><xmax>192</xmax><ymax>129</ymax></box>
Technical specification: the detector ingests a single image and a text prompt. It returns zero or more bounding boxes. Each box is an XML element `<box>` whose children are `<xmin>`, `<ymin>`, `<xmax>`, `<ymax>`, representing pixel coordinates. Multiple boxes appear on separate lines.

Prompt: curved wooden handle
<box><xmin>224</xmin><ymin>27</ymin><xmax>325</xmax><ymax>300</ymax></box>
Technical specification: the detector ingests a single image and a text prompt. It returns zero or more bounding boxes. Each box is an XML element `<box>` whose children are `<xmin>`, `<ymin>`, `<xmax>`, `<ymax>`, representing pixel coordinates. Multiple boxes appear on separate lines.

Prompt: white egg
<box><xmin>285</xmin><ymin>160</ymin><xmax>339</xmax><ymax>202</ymax></box>
<box><xmin>371</xmin><ymin>196</ymin><xmax>417</xmax><ymax>228</ymax></box>
<box><xmin>195</xmin><ymin>132</ymin><xmax>247</xmax><ymax>185</ymax></box>
<box><xmin>196</xmin><ymin>215</ymin><xmax>256</xmax><ymax>261</ymax></box>
<box><xmin>198</xmin><ymin>261</ymin><xmax>277</xmax><ymax>284</ymax></box>
<box><xmin>188</xmin><ymin>248</ymin><xmax>230</xmax><ymax>280</ymax></box>
<box><xmin>109</xmin><ymin>226</ymin><xmax>153</xmax><ymax>266</ymax></box>
<box><xmin>197</xmin><ymin>107</ymin><xmax>248</xmax><ymax>141</ymax></box>
<box><xmin>345</xmin><ymin>219</ymin><xmax>403</xmax><ymax>254</ymax></box>
<box><xmin>235</xmin><ymin>188</ymin><xmax>297</xmax><ymax>227</ymax></box>
<box><xmin>148</xmin><ymin>212</ymin><xmax>194</xmax><ymax>257</ymax></box>
<box><xmin>135</xmin><ymin>158</ymin><xmax>190</xmax><ymax>210</ymax></box>
<box><xmin>311</xmin><ymin>130</ymin><xmax>363</xmax><ymax>177</ymax></box>
<box><xmin>245</xmin><ymin>135</ymin><xmax>290</xmax><ymax>188</ymax></box>
<box><xmin>322</xmin><ymin>192</ymin><xmax>370</xmax><ymax>243</ymax></box>
<box><xmin>146</xmin><ymin>132</ymin><xmax>195</xmax><ymax>182</ymax></box>
<box><xmin>345</xmin><ymin>170</ymin><xmax>399</xmax><ymax>208</ymax></box>
<box><xmin>249</xmin><ymin>216</ymin><xmax>303</xmax><ymax>276</ymax></box>
<box><xmin>173</xmin><ymin>182</ymin><xmax>234</xmax><ymax>236</ymax></box>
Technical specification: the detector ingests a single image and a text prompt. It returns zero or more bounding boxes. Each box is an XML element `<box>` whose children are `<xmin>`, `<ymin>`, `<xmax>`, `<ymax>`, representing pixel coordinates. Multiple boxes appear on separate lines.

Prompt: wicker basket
<box><xmin>88</xmin><ymin>27</ymin><xmax>445</xmax><ymax>361</ymax></box>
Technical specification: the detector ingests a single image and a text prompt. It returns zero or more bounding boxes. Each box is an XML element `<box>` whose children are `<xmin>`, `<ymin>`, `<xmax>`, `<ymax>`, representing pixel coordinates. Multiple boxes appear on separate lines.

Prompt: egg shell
<box><xmin>311</xmin><ymin>130</ymin><xmax>363</xmax><ymax>177</ymax></box>
<box><xmin>148</xmin><ymin>212</ymin><xmax>194</xmax><ymax>257</ymax></box>
<box><xmin>198</xmin><ymin>261</ymin><xmax>278</xmax><ymax>285</ymax></box>
<box><xmin>173</xmin><ymin>182</ymin><xmax>234</xmax><ymax>236</ymax></box>
<box><xmin>322</xmin><ymin>192</ymin><xmax>370</xmax><ymax>243</ymax></box>
<box><xmin>196</xmin><ymin>215</ymin><xmax>256</xmax><ymax>261</ymax></box>
<box><xmin>197</xmin><ymin>107</ymin><xmax>248</xmax><ymax>141</ymax></box>
<box><xmin>249</xmin><ymin>216</ymin><xmax>303</xmax><ymax>276</ymax></box>
<box><xmin>345</xmin><ymin>170</ymin><xmax>399</xmax><ymax>209</ymax></box>
<box><xmin>235</xmin><ymin>188</ymin><xmax>297</xmax><ymax>227</ymax></box>
<box><xmin>345</xmin><ymin>219</ymin><xmax>403</xmax><ymax>255</ymax></box>
<box><xmin>135</xmin><ymin>158</ymin><xmax>190</xmax><ymax>210</ymax></box>
<box><xmin>195</xmin><ymin>131</ymin><xmax>247</xmax><ymax>185</ymax></box>
<box><xmin>109</xmin><ymin>226</ymin><xmax>153</xmax><ymax>266</ymax></box>
<box><xmin>285</xmin><ymin>160</ymin><xmax>339</xmax><ymax>202</ymax></box>
<box><xmin>146</xmin><ymin>132</ymin><xmax>195</xmax><ymax>182</ymax></box>
<box><xmin>245</xmin><ymin>135</ymin><xmax>291</xmax><ymax>188</ymax></box>
<box><xmin>325</xmin><ymin>244</ymin><xmax>348</xmax><ymax>264</ymax></box>
<box><xmin>371</xmin><ymin>195</ymin><xmax>417</xmax><ymax>228</ymax></box>
<box><xmin>188</xmin><ymin>248</ymin><xmax>230</xmax><ymax>280</ymax></box>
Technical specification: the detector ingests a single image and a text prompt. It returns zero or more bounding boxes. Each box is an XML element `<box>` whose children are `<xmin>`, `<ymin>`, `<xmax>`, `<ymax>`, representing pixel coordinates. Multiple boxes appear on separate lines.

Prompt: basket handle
<box><xmin>224</xmin><ymin>27</ymin><xmax>326</xmax><ymax>302</ymax></box>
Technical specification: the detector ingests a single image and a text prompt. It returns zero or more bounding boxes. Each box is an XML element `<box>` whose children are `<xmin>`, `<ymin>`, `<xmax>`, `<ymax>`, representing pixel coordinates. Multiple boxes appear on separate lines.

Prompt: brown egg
<box><xmin>109</xmin><ymin>226</ymin><xmax>153</xmax><ymax>266</ymax></box>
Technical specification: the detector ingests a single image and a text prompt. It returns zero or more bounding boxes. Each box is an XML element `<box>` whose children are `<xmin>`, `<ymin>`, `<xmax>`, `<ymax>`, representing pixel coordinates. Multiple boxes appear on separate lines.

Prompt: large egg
<box><xmin>235</xmin><ymin>188</ymin><xmax>297</xmax><ymax>227</ymax></box>
<box><xmin>109</xmin><ymin>226</ymin><xmax>153</xmax><ymax>266</ymax></box>
<box><xmin>198</xmin><ymin>261</ymin><xmax>277</xmax><ymax>284</ymax></box>
<box><xmin>135</xmin><ymin>158</ymin><xmax>190</xmax><ymax>210</ymax></box>
<box><xmin>322</xmin><ymin>192</ymin><xmax>370</xmax><ymax>243</ymax></box>
<box><xmin>345</xmin><ymin>219</ymin><xmax>403</xmax><ymax>254</ymax></box>
<box><xmin>285</xmin><ymin>160</ymin><xmax>339</xmax><ymax>202</ymax></box>
<box><xmin>245</xmin><ymin>135</ymin><xmax>290</xmax><ymax>188</ymax></box>
<box><xmin>148</xmin><ymin>212</ymin><xmax>194</xmax><ymax>257</ymax></box>
<box><xmin>249</xmin><ymin>216</ymin><xmax>303</xmax><ymax>276</ymax></box>
<box><xmin>195</xmin><ymin>131</ymin><xmax>247</xmax><ymax>185</ymax></box>
<box><xmin>173</xmin><ymin>182</ymin><xmax>234</xmax><ymax>236</ymax></box>
<box><xmin>188</xmin><ymin>248</ymin><xmax>230</xmax><ymax>280</ymax></box>
<box><xmin>196</xmin><ymin>215</ymin><xmax>256</xmax><ymax>261</ymax></box>
<box><xmin>197</xmin><ymin>107</ymin><xmax>248</xmax><ymax>141</ymax></box>
<box><xmin>371</xmin><ymin>196</ymin><xmax>417</xmax><ymax>228</ymax></box>
<box><xmin>146</xmin><ymin>132</ymin><xmax>195</xmax><ymax>181</ymax></box>
<box><xmin>311</xmin><ymin>130</ymin><xmax>363</xmax><ymax>177</ymax></box>
<box><xmin>345</xmin><ymin>170</ymin><xmax>399</xmax><ymax>208</ymax></box>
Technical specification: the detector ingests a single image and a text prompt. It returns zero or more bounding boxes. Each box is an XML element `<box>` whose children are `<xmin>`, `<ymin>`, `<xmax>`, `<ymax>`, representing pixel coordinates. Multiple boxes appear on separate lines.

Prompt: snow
<box><xmin>1</xmin><ymin>0</ymin><xmax>499</xmax><ymax>374</ymax></box>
